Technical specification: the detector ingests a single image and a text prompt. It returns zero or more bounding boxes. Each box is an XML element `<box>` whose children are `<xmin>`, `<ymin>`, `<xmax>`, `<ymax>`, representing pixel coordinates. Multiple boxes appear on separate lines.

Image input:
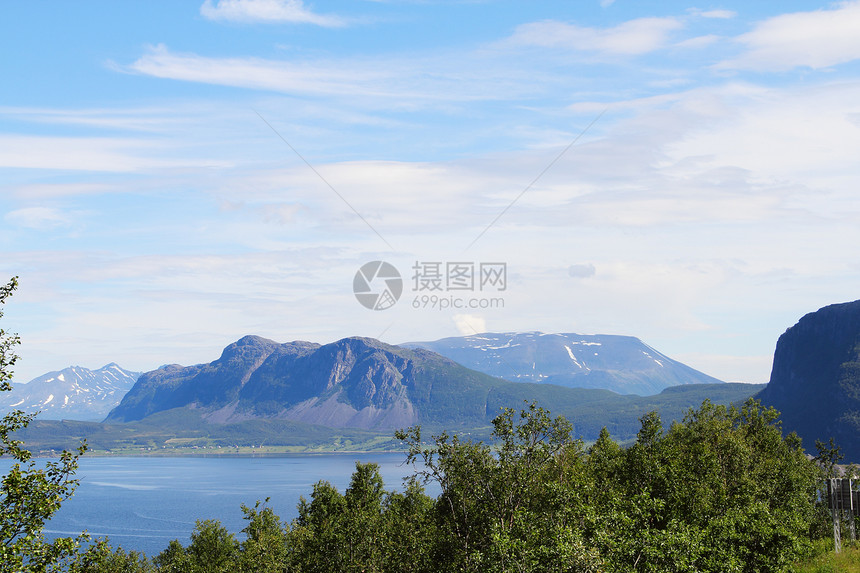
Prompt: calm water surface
<box><xmin>0</xmin><ymin>453</ymin><xmax>425</xmax><ymax>557</ymax></box>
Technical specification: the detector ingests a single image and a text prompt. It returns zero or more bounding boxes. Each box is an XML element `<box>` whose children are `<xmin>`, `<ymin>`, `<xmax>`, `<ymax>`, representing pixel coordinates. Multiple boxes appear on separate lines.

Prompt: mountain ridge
<box><xmin>1</xmin><ymin>364</ymin><xmax>140</xmax><ymax>421</ymax></box>
<box><xmin>402</xmin><ymin>332</ymin><xmax>723</xmax><ymax>395</ymax></box>
<box><xmin>106</xmin><ymin>335</ymin><xmax>756</xmax><ymax>440</ymax></box>
<box><xmin>106</xmin><ymin>335</ymin><xmax>504</xmax><ymax>430</ymax></box>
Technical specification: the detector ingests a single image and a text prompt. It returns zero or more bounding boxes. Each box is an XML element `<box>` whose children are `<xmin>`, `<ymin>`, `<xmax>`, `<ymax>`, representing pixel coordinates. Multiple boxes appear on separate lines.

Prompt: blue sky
<box><xmin>3</xmin><ymin>0</ymin><xmax>860</xmax><ymax>384</ymax></box>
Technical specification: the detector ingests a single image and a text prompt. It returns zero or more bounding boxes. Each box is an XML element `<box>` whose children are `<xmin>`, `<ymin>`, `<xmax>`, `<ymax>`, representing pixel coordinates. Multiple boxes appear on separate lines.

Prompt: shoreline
<box><xmin>7</xmin><ymin>447</ymin><xmax>410</xmax><ymax>459</ymax></box>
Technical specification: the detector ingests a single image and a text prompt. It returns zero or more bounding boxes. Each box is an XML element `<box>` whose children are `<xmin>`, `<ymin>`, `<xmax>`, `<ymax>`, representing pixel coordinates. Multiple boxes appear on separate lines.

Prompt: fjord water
<box><xmin>0</xmin><ymin>453</ymin><xmax>420</xmax><ymax>557</ymax></box>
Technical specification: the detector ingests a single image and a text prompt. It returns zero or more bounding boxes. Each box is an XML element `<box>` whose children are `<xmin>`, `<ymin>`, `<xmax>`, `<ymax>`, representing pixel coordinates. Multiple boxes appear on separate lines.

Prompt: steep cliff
<box><xmin>757</xmin><ymin>300</ymin><xmax>860</xmax><ymax>461</ymax></box>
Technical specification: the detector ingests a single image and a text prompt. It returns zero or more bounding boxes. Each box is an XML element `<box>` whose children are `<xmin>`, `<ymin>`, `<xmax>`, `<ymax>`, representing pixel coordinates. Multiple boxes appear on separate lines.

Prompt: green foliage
<box><xmin>1</xmin><ymin>277</ymin><xmax>90</xmax><ymax>571</ymax></box>
<box><xmin>587</xmin><ymin>399</ymin><xmax>819</xmax><ymax>572</ymax></box>
<box><xmin>60</xmin><ymin>397</ymin><xmax>823</xmax><ymax>573</ymax></box>
<box><xmin>153</xmin><ymin>520</ymin><xmax>238</xmax><ymax>573</ymax></box>
<box><xmin>397</xmin><ymin>399</ymin><xmax>819</xmax><ymax>573</ymax></box>
<box><xmin>814</xmin><ymin>437</ymin><xmax>844</xmax><ymax>478</ymax></box>
<box><xmin>399</xmin><ymin>403</ymin><xmax>604</xmax><ymax>572</ymax></box>
<box><xmin>70</xmin><ymin>540</ymin><xmax>155</xmax><ymax>573</ymax></box>
<box><xmin>286</xmin><ymin>461</ymin><xmax>437</xmax><ymax>572</ymax></box>
<box><xmin>234</xmin><ymin>499</ymin><xmax>290</xmax><ymax>573</ymax></box>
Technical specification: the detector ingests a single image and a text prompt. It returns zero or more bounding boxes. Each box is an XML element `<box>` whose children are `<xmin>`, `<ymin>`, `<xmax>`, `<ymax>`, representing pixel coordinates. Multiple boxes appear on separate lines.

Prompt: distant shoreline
<box><xmin>9</xmin><ymin>447</ymin><xmax>410</xmax><ymax>459</ymax></box>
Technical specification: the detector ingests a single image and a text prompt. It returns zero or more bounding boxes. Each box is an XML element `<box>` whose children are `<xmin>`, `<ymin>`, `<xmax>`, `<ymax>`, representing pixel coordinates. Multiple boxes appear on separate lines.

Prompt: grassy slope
<box><xmin>794</xmin><ymin>539</ymin><xmax>860</xmax><ymax>572</ymax></box>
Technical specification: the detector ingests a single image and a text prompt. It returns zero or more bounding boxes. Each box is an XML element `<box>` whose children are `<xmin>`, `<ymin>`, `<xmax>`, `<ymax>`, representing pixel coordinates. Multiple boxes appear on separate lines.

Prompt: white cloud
<box><xmin>507</xmin><ymin>17</ymin><xmax>683</xmax><ymax>56</ymax></box>
<box><xmin>124</xmin><ymin>44</ymin><xmax>530</xmax><ymax>103</ymax></box>
<box><xmin>700</xmin><ymin>9</ymin><xmax>736</xmax><ymax>19</ymax></box>
<box><xmin>659</xmin><ymin>81</ymin><xmax>860</xmax><ymax>197</ymax></box>
<box><xmin>9</xmin><ymin>183</ymin><xmax>116</xmax><ymax>199</ymax></box>
<box><xmin>0</xmin><ymin>134</ymin><xmax>226</xmax><ymax>172</ymax></box>
<box><xmin>720</xmin><ymin>1</ymin><xmax>860</xmax><ymax>71</ymax></box>
<box><xmin>128</xmin><ymin>44</ymin><xmax>379</xmax><ymax>96</ymax></box>
<box><xmin>4</xmin><ymin>207</ymin><xmax>77</xmax><ymax>230</ymax></box>
<box><xmin>568</xmin><ymin>91</ymin><xmax>686</xmax><ymax>114</ymax></box>
<box><xmin>674</xmin><ymin>34</ymin><xmax>721</xmax><ymax>50</ymax></box>
<box><xmin>0</xmin><ymin>105</ymin><xmax>194</xmax><ymax>133</ymax></box>
<box><xmin>454</xmin><ymin>314</ymin><xmax>486</xmax><ymax>335</ymax></box>
<box><xmin>568</xmin><ymin>264</ymin><xmax>596</xmax><ymax>278</ymax></box>
<box><xmin>200</xmin><ymin>0</ymin><xmax>345</xmax><ymax>27</ymax></box>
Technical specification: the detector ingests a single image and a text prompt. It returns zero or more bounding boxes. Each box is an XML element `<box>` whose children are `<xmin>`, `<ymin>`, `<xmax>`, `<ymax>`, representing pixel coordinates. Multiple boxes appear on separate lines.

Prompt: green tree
<box><xmin>399</xmin><ymin>402</ymin><xmax>604</xmax><ymax>572</ymax></box>
<box><xmin>342</xmin><ymin>462</ymin><xmax>385</xmax><ymax>570</ymax></box>
<box><xmin>289</xmin><ymin>479</ymin><xmax>349</xmax><ymax>572</ymax></box>
<box><xmin>586</xmin><ymin>399</ymin><xmax>819</xmax><ymax>573</ymax></box>
<box><xmin>377</xmin><ymin>476</ymin><xmax>436</xmax><ymax>573</ymax></box>
<box><xmin>154</xmin><ymin>520</ymin><xmax>238</xmax><ymax>573</ymax></box>
<box><xmin>70</xmin><ymin>540</ymin><xmax>154</xmax><ymax>573</ymax></box>
<box><xmin>234</xmin><ymin>499</ymin><xmax>290</xmax><ymax>573</ymax></box>
<box><xmin>813</xmin><ymin>437</ymin><xmax>844</xmax><ymax>478</ymax></box>
<box><xmin>0</xmin><ymin>277</ymin><xmax>89</xmax><ymax>572</ymax></box>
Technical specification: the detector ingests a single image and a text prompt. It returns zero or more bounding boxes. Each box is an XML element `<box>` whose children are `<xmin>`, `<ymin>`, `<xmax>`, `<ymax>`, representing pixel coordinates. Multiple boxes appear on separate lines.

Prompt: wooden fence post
<box><xmin>850</xmin><ymin>478</ymin><xmax>857</xmax><ymax>543</ymax></box>
<box><xmin>830</xmin><ymin>478</ymin><xmax>842</xmax><ymax>553</ymax></box>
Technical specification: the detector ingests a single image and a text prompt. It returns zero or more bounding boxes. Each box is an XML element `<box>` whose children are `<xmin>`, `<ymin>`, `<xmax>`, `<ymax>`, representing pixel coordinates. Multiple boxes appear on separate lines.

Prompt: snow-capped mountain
<box><xmin>1</xmin><ymin>364</ymin><xmax>141</xmax><ymax>421</ymax></box>
<box><xmin>403</xmin><ymin>332</ymin><xmax>723</xmax><ymax>396</ymax></box>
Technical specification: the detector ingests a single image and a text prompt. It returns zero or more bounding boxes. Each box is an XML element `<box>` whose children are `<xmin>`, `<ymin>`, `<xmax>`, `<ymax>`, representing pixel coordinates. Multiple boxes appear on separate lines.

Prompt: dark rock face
<box><xmin>757</xmin><ymin>301</ymin><xmax>860</xmax><ymax>462</ymax></box>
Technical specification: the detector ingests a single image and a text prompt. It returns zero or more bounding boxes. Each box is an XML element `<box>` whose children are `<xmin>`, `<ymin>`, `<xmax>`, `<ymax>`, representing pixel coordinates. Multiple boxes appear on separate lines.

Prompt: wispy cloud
<box><xmin>0</xmin><ymin>134</ymin><xmax>227</xmax><ymax>172</ymax></box>
<box><xmin>4</xmin><ymin>207</ymin><xmax>79</xmax><ymax>230</ymax></box>
<box><xmin>720</xmin><ymin>1</ymin><xmax>860</xmax><ymax>71</ymax></box>
<box><xmin>127</xmin><ymin>44</ymin><xmax>383</xmax><ymax>97</ymax></box>
<box><xmin>700</xmin><ymin>9</ymin><xmax>736</xmax><ymax>19</ymax></box>
<box><xmin>506</xmin><ymin>17</ymin><xmax>683</xmax><ymax>56</ymax></box>
<box><xmin>200</xmin><ymin>0</ymin><xmax>346</xmax><ymax>27</ymax></box>
<box><xmin>123</xmin><ymin>44</ymin><xmax>538</xmax><ymax>104</ymax></box>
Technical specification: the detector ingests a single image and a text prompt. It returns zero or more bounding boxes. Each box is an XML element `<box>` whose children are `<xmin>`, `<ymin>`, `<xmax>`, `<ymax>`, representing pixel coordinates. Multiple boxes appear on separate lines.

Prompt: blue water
<box><xmin>0</xmin><ymin>453</ymin><xmax>427</xmax><ymax>557</ymax></box>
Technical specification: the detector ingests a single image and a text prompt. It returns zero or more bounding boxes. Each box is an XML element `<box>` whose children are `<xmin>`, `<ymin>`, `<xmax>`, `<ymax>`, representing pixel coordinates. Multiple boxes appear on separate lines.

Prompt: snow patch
<box><xmin>57</xmin><ymin>374</ymin><xmax>65</xmax><ymax>382</ymax></box>
<box><xmin>486</xmin><ymin>342</ymin><xmax>520</xmax><ymax>350</ymax></box>
<box><xmin>564</xmin><ymin>345</ymin><xmax>583</xmax><ymax>369</ymax></box>
<box><xmin>44</xmin><ymin>394</ymin><xmax>54</xmax><ymax>405</ymax></box>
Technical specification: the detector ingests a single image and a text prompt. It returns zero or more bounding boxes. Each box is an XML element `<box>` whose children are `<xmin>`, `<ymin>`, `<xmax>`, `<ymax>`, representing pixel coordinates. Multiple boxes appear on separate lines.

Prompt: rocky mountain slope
<box><xmin>756</xmin><ymin>300</ymin><xmax>860</xmax><ymax>461</ymax></box>
<box><xmin>403</xmin><ymin>332</ymin><xmax>723</xmax><ymax>395</ymax></box>
<box><xmin>106</xmin><ymin>335</ymin><xmax>505</xmax><ymax>430</ymax></box>
<box><xmin>105</xmin><ymin>335</ymin><xmax>756</xmax><ymax>437</ymax></box>
<box><xmin>1</xmin><ymin>364</ymin><xmax>140</xmax><ymax>421</ymax></box>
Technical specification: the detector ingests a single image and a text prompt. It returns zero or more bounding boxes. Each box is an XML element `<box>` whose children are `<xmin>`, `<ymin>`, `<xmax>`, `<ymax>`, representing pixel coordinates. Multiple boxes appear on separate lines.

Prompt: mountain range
<box><xmin>101</xmin><ymin>335</ymin><xmax>759</xmax><ymax>440</ymax></box>
<box><xmin>106</xmin><ymin>335</ymin><xmax>525</xmax><ymax>429</ymax></box>
<box><xmin>7</xmin><ymin>305</ymin><xmax>860</xmax><ymax>461</ymax></box>
<box><xmin>1</xmin><ymin>364</ymin><xmax>140</xmax><ymax>421</ymax></box>
<box><xmin>404</xmin><ymin>332</ymin><xmax>723</xmax><ymax>395</ymax></box>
